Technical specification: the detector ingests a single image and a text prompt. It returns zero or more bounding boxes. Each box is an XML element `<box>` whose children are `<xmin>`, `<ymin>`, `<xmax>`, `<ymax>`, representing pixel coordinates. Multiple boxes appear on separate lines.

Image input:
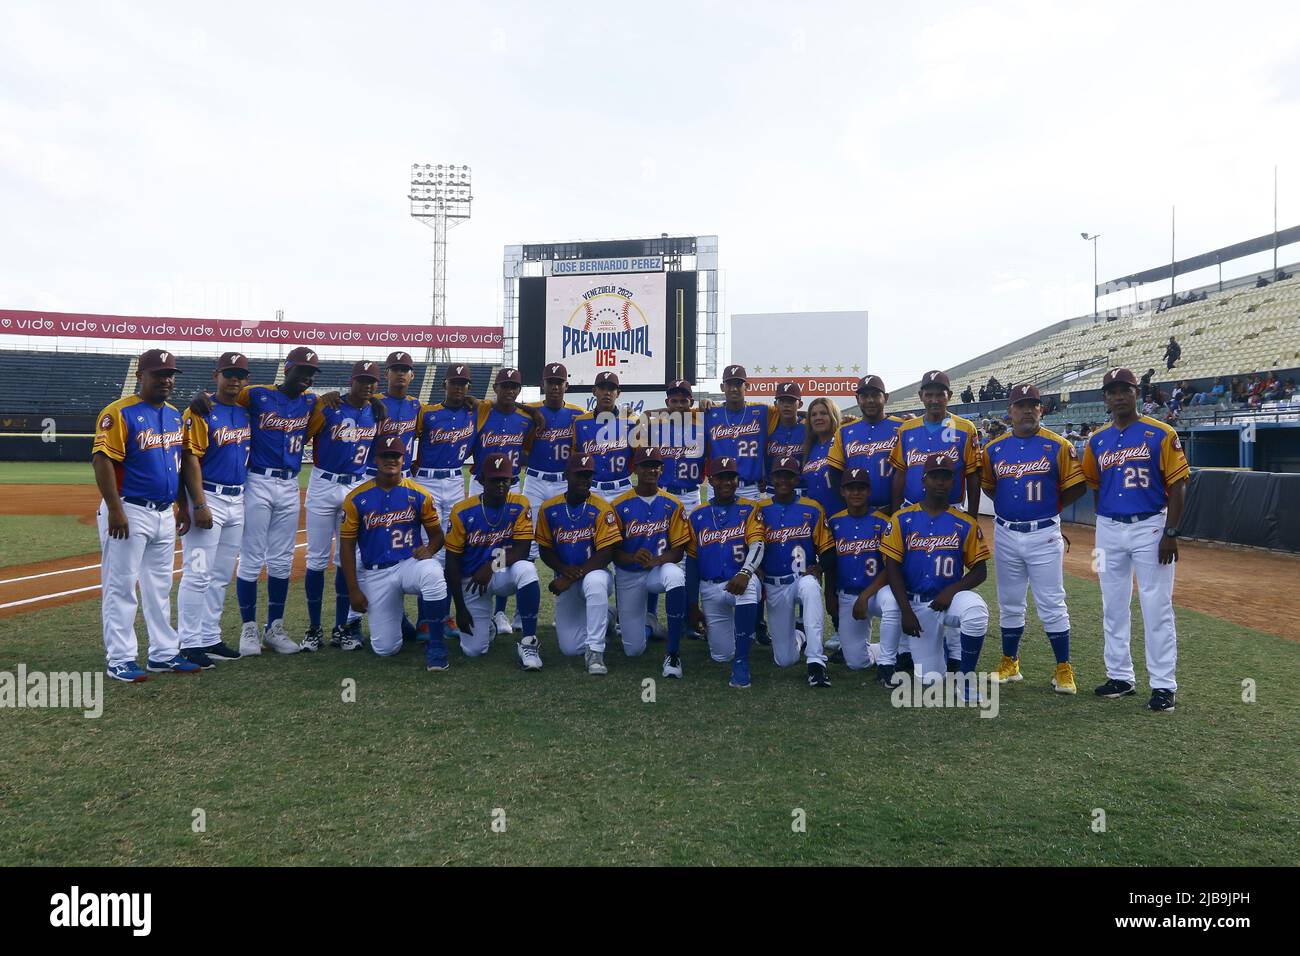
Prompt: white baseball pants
<box><xmin>522</xmin><ymin>473</ymin><xmax>568</xmax><ymax>560</ymax></box>
<box><xmin>457</xmin><ymin>561</ymin><xmax>539</xmax><ymax>657</ymax></box>
<box><xmin>615</xmin><ymin>563</ymin><xmax>686</xmax><ymax>656</ymax></box>
<box><xmin>177</xmin><ymin>491</ymin><xmax>244</xmax><ymax>649</ymax></box>
<box><xmin>553</xmin><ymin>569</ymin><xmax>611</xmax><ymax>655</ymax></box>
<box><xmin>836</xmin><ymin>589</ymin><xmax>888</xmax><ymax>670</ymax></box>
<box><xmin>667</xmin><ymin>487</ymin><xmax>701</xmax><ymax>511</ymax></box>
<box><xmin>415</xmin><ymin>472</ymin><xmax>466</xmax><ymax>567</ymax></box>
<box><xmin>764</xmin><ymin>574</ymin><xmax>827</xmax><ymax>666</ymax></box>
<box><xmin>97</xmin><ymin>501</ymin><xmax>180</xmax><ymax>666</ymax></box>
<box><xmin>698</xmin><ymin>576</ymin><xmax>761</xmax><ymax>662</ymax></box>
<box><xmin>304</xmin><ymin>471</ymin><xmax>354</xmax><ymax>573</ymax></box>
<box><xmin>1095</xmin><ymin>513</ymin><xmax>1177</xmax><ymax>691</ymax></box>
<box><xmin>237</xmin><ymin>472</ymin><xmax>301</xmax><ymax>582</ymax></box>
<box><xmin>878</xmin><ymin>589</ymin><xmax>988</xmax><ymax>684</ymax></box>
<box><xmin>357</xmin><ymin>557</ymin><xmax>447</xmax><ymax>657</ymax></box>
<box><xmin>993</xmin><ymin>518</ymin><xmax>1070</xmax><ymax>633</ymax></box>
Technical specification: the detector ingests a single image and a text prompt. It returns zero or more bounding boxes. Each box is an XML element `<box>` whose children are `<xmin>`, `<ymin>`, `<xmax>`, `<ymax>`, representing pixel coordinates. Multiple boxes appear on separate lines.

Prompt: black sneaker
<box><xmin>180</xmin><ymin>647</ymin><xmax>216</xmax><ymax>670</ymax></box>
<box><xmin>301</xmin><ymin>626</ymin><xmax>324</xmax><ymax>653</ymax></box>
<box><xmin>876</xmin><ymin>664</ymin><xmax>897</xmax><ymax>688</ymax></box>
<box><xmin>1147</xmin><ymin>689</ymin><xmax>1176</xmax><ymax>712</ymax></box>
<box><xmin>896</xmin><ymin>652</ymin><xmax>914</xmax><ymax>674</ymax></box>
<box><xmin>754</xmin><ymin>620</ymin><xmax>771</xmax><ymax>646</ymax></box>
<box><xmin>200</xmin><ymin>641</ymin><xmax>241</xmax><ymax>661</ymax></box>
<box><xmin>807</xmin><ymin>662</ymin><xmax>831</xmax><ymax>688</ymax></box>
<box><xmin>329</xmin><ymin>625</ymin><xmax>344</xmax><ymax>649</ymax></box>
<box><xmin>946</xmin><ymin>658</ymin><xmax>961</xmax><ymax>673</ymax></box>
<box><xmin>829</xmin><ymin>647</ymin><xmax>846</xmax><ymax>665</ymax></box>
<box><xmin>1094</xmin><ymin>678</ymin><xmax>1137</xmax><ymax>698</ymax></box>
<box><xmin>401</xmin><ymin>615</ymin><xmax>417</xmax><ymax>642</ymax></box>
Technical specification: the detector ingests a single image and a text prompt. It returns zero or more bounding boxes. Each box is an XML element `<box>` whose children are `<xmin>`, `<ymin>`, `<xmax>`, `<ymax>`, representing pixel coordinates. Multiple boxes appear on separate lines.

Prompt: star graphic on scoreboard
<box><xmin>803</xmin><ymin>365</ymin><xmax>811</xmax><ymax>372</ymax></box>
<box><xmin>835</xmin><ymin>364</ymin><xmax>843</xmax><ymax>372</ymax></box>
<box><xmin>786</xmin><ymin>365</ymin><xmax>794</xmax><ymax>373</ymax></box>
<box><xmin>851</xmin><ymin>364</ymin><xmax>861</xmax><ymax>372</ymax></box>
<box><xmin>819</xmin><ymin>365</ymin><xmax>827</xmax><ymax>372</ymax></box>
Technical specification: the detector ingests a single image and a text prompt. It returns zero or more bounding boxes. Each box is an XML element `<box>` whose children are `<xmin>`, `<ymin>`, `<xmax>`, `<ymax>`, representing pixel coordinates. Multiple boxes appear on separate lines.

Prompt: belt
<box><xmin>202</xmin><ymin>481</ymin><xmax>243</xmax><ymax>496</ymax></box>
<box><xmin>995</xmin><ymin>516</ymin><xmax>1058</xmax><ymax>533</ymax></box>
<box><xmin>250</xmin><ymin>466</ymin><xmax>295</xmax><ymax>480</ymax></box>
<box><xmin>662</xmin><ymin>484</ymin><xmax>699</xmax><ymax>494</ymax></box>
<box><xmin>838</xmin><ymin>587</ymin><xmax>864</xmax><ymax>597</ymax></box>
<box><xmin>526</xmin><ymin>468</ymin><xmax>564</xmax><ymax>482</ymax></box>
<box><xmin>362</xmin><ymin>560</ymin><xmax>399</xmax><ymax>571</ymax></box>
<box><xmin>316</xmin><ymin>470</ymin><xmax>362</xmax><ymax>486</ymax></box>
<box><xmin>764</xmin><ymin>573</ymin><xmax>799</xmax><ymax>586</ymax></box>
<box><xmin>593</xmin><ymin>479</ymin><xmax>630</xmax><ymax>491</ymax></box>
<box><xmin>1104</xmin><ymin>511</ymin><xmax>1161</xmax><ymax>524</ymax></box>
<box><xmin>122</xmin><ymin>496</ymin><xmax>172</xmax><ymax>511</ymax></box>
<box><xmin>416</xmin><ymin>467</ymin><xmax>460</xmax><ymax>480</ymax></box>
<box><xmin>907</xmin><ymin>593</ymin><xmax>937</xmax><ymax>604</ymax></box>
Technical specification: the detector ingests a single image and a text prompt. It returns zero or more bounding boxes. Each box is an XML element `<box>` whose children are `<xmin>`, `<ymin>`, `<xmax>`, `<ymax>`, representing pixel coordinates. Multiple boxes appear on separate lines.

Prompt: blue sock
<box><xmin>267</xmin><ymin>575</ymin><xmax>289</xmax><ymax>626</ymax></box>
<box><xmin>418</xmin><ymin>596</ymin><xmax>450</xmax><ymax>640</ymax></box>
<box><xmin>960</xmin><ymin>632</ymin><xmax>985</xmax><ymax>675</ymax></box>
<box><xmin>647</xmin><ymin>591</ymin><xmax>660</xmax><ymax>616</ymax></box>
<box><xmin>1001</xmin><ymin>626</ymin><xmax>1024</xmax><ymax>659</ymax></box>
<box><xmin>495</xmin><ymin>595</ymin><xmax>508</xmax><ymax>616</ymax></box>
<box><xmin>516</xmin><ymin>580</ymin><xmax>540</xmax><ymax>638</ymax></box>
<box><xmin>1047</xmin><ymin>630</ymin><xmax>1071</xmax><ymax>664</ymax></box>
<box><xmin>665</xmin><ymin>586</ymin><xmax>686</xmax><ymax>655</ymax></box>
<box><xmin>236</xmin><ymin>577</ymin><xmax>258</xmax><ymax>624</ymax></box>
<box><xmin>334</xmin><ymin>568</ymin><xmax>351</xmax><ymax>629</ymax></box>
<box><xmin>304</xmin><ymin>568</ymin><xmax>325</xmax><ymax>629</ymax></box>
<box><xmin>734</xmin><ymin>602</ymin><xmax>758</xmax><ymax>664</ymax></box>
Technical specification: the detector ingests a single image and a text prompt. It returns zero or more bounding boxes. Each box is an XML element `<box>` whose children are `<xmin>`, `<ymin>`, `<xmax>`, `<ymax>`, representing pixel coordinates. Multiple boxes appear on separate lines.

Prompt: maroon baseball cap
<box><xmin>138</xmin><ymin>348</ymin><xmax>179</xmax><ymax>374</ymax></box>
<box><xmin>215</xmin><ymin>351</ymin><xmax>248</xmax><ymax>373</ymax></box>
<box><xmin>495</xmin><ymin>367</ymin><xmax>522</xmax><ymax>386</ymax></box>
<box><xmin>351</xmin><ymin>360</ymin><xmax>380</xmax><ymax>382</ymax></box>
<box><xmin>593</xmin><ymin>370</ymin><xmax>620</xmax><ymax>389</ymax></box>
<box><xmin>841</xmin><ymin>466</ymin><xmax>873</xmax><ymax>487</ymax></box>
<box><xmin>285</xmin><ymin>346</ymin><xmax>320</xmax><ymax>370</ymax></box>
<box><xmin>708</xmin><ymin>456</ymin><xmax>740</xmax><ymax>477</ymax></box>
<box><xmin>776</xmin><ymin>382</ymin><xmax>802</xmax><ymax>399</ymax></box>
<box><xmin>857</xmin><ymin>374</ymin><xmax>887</xmax><ymax>395</ymax></box>
<box><xmin>666</xmin><ymin>379</ymin><xmax>693</xmax><ymax>396</ymax></box>
<box><xmin>1008</xmin><ymin>383</ymin><xmax>1041</xmax><ymax>405</ymax></box>
<box><xmin>722</xmin><ymin>364</ymin><xmax>748</xmax><ymax>383</ymax></box>
<box><xmin>1102</xmin><ymin>367</ymin><xmax>1139</xmax><ymax>389</ymax></box>
<box><xmin>632</xmin><ymin>446</ymin><xmax>664</xmax><ymax>467</ymax></box>
<box><xmin>386</xmin><ymin>351</ymin><xmax>414</xmax><ymax>370</ymax></box>
<box><xmin>770</xmin><ymin>456</ymin><xmax>801</xmax><ymax>477</ymax></box>
<box><xmin>566</xmin><ymin>453</ymin><xmax>596</xmax><ymax>476</ymax></box>
<box><xmin>919</xmin><ymin>370</ymin><xmax>951</xmax><ymax>392</ymax></box>
<box><xmin>480</xmin><ymin>453</ymin><xmax>515</xmax><ymax>479</ymax></box>
<box><xmin>445</xmin><ymin>363</ymin><xmax>471</xmax><ymax>383</ymax></box>
<box><xmin>543</xmin><ymin>362</ymin><xmax>568</xmax><ymax>382</ymax></box>
<box><xmin>922</xmin><ymin>453</ymin><xmax>956</xmax><ymax>475</ymax></box>
<box><xmin>373</xmin><ymin>435</ymin><xmax>404</xmax><ymax>458</ymax></box>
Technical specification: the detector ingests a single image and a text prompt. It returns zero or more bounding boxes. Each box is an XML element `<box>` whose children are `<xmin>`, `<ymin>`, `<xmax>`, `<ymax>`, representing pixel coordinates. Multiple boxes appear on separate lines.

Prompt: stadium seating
<box><xmin>0</xmin><ymin>350</ymin><xmax>130</xmax><ymax>416</ymax></box>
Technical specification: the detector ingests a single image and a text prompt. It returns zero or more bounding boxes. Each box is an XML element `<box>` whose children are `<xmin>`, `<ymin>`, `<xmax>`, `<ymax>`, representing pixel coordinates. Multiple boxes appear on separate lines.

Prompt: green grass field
<box><xmin>3</xmin><ymin>563</ymin><xmax>1298</xmax><ymax>866</ymax></box>
<box><xmin>0</xmin><ymin>514</ymin><xmax>100</xmax><ymax>567</ymax></box>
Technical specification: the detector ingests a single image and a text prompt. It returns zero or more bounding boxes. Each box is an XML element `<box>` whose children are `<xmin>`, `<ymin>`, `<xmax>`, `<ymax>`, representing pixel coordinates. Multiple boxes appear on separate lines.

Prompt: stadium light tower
<box><xmin>410</xmin><ymin>163</ymin><xmax>473</xmax><ymax>363</ymax></box>
<box><xmin>1081</xmin><ymin>232</ymin><xmax>1101</xmax><ymax>321</ymax></box>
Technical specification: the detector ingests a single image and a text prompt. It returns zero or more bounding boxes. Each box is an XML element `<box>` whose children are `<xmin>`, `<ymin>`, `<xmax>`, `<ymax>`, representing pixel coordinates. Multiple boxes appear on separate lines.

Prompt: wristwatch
<box><xmin>1162</xmin><ymin>527</ymin><xmax>1180</xmax><ymax>538</ymax></box>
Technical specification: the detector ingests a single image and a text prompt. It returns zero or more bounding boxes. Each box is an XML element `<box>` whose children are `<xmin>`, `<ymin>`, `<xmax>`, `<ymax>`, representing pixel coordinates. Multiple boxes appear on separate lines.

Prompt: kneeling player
<box><xmin>339</xmin><ymin>437</ymin><xmax>451</xmax><ymax>667</ymax></box>
<box><xmin>686</xmin><ymin>457</ymin><xmax>766</xmax><ymax>688</ymax></box>
<box><xmin>444</xmin><ymin>454</ymin><xmax>543</xmax><ymax>668</ymax></box>
<box><xmin>535</xmin><ymin>455</ymin><xmax>622</xmax><ymax>675</ymax></box>
<box><xmin>821</xmin><ymin>467</ymin><xmax>895</xmax><ymax>671</ymax></box>
<box><xmin>879</xmin><ymin>454</ymin><xmax>991</xmax><ymax>698</ymax></box>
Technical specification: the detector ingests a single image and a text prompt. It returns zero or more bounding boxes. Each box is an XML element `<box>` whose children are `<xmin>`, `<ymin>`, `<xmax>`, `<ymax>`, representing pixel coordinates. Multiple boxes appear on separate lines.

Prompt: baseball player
<box><xmin>821</xmin><ymin>467</ymin><xmax>895</xmax><ymax>672</ymax></box>
<box><xmin>176</xmin><ymin>352</ymin><xmax>252</xmax><ymax>669</ymax></box>
<box><xmin>828</xmin><ymin>375</ymin><xmax>902</xmax><ymax>514</ymax></box>
<box><xmin>611</xmin><ymin>447</ymin><xmax>692</xmax><ymax>676</ymax></box>
<box><xmin>757</xmin><ymin>457</ymin><xmax>834</xmax><ymax>687</ymax></box>
<box><xmin>413</xmin><ymin>363</ymin><xmax>478</xmax><ymax>562</ymax></box>
<box><xmin>801</xmin><ymin>396</ymin><xmax>845</xmax><ymax>521</ymax></box>
<box><xmin>523</xmin><ymin>362</ymin><xmax>585</xmax><ymax>555</ymax></box>
<box><xmin>443</xmin><ymin>453</ymin><xmax>543</xmax><ymax>668</ymax></box>
<box><xmin>981</xmin><ymin>383</ymin><xmax>1086</xmax><ymax>693</ymax></box>
<box><xmin>338</xmin><ymin>436</ymin><xmax>451</xmax><ymax>668</ymax></box>
<box><xmin>889</xmin><ymin>370</ymin><xmax>981</xmax><ymax>516</ymax></box>
<box><xmin>92</xmin><ymin>348</ymin><xmax>198</xmax><ymax>681</ymax></box>
<box><xmin>1081</xmin><ymin>367</ymin><xmax>1189</xmax><ymax>712</ymax></box>
<box><xmin>572</xmin><ymin>370</ymin><xmax>638</xmax><ymax>499</ymax></box>
<box><xmin>534</xmin><ymin>454</ymin><xmax>622</xmax><ymax>674</ymax></box>
<box><xmin>878</xmin><ymin>454</ymin><xmax>991</xmax><ymax>698</ymax></box>
<box><xmin>301</xmin><ymin>360</ymin><xmax>382</xmax><ymax>652</ymax></box>
<box><xmin>764</xmin><ymin>382</ymin><xmax>806</xmax><ymax>495</ymax></box>
<box><xmin>653</xmin><ymin>380</ymin><xmax>707</xmax><ymax>511</ymax></box>
<box><xmin>685</xmin><ymin>457</ymin><xmax>766</xmax><ymax>687</ymax></box>
<box><xmin>365</xmin><ymin>351</ymin><xmax>422</xmax><ymax>477</ymax></box>
<box><xmin>704</xmin><ymin>365</ymin><xmax>775</xmax><ymax>500</ymax></box>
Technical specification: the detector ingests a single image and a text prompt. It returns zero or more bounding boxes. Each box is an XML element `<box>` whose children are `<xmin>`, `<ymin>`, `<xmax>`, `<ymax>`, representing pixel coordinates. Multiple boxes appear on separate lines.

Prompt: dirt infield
<box><xmin>2</xmin><ymin>483</ymin><xmax>1297</xmax><ymax>639</ymax></box>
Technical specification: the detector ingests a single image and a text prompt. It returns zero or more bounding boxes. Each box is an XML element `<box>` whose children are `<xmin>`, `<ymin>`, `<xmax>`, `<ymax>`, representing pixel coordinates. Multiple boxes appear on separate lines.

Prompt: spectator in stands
<box><xmin>1230</xmin><ymin>376</ymin><xmax>1247</xmax><ymax>404</ymax></box>
<box><xmin>1171</xmin><ymin>381</ymin><xmax>1188</xmax><ymax>406</ymax></box>
<box><xmin>1190</xmin><ymin>377</ymin><xmax>1226</xmax><ymax>406</ymax></box>
<box><xmin>1064</xmin><ymin>422</ymin><xmax>1082</xmax><ymax>440</ymax></box>
<box><xmin>978</xmin><ymin>384</ymin><xmax>988</xmax><ymax>401</ymax></box>
<box><xmin>1250</xmin><ymin>373</ymin><xmax>1279</xmax><ymax>408</ymax></box>
<box><xmin>961</xmin><ymin>384</ymin><xmax>974</xmax><ymax>404</ymax></box>
<box><xmin>1164</xmin><ymin>336</ymin><xmax>1181</xmax><ymax>371</ymax></box>
<box><xmin>1277</xmin><ymin>378</ymin><xmax>1296</xmax><ymax>401</ymax></box>
<box><xmin>1140</xmin><ymin>369</ymin><xmax>1156</xmax><ymax>403</ymax></box>
<box><xmin>987</xmin><ymin>375</ymin><xmax>1004</xmax><ymax>400</ymax></box>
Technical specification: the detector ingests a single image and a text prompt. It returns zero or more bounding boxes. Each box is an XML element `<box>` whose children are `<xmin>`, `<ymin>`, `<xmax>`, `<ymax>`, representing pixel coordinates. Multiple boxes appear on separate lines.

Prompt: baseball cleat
<box><xmin>425</xmin><ymin>633</ymin><xmax>450</xmax><ymax>672</ymax></box>
<box><xmin>301</xmin><ymin>626</ymin><xmax>324</xmax><ymax>653</ymax></box>
<box><xmin>1147</xmin><ymin>689</ymin><xmax>1176</xmax><ymax>712</ymax></box>
<box><xmin>807</xmin><ymin>662</ymin><xmax>831</xmax><ymax>688</ymax></box>
<box><xmin>829</xmin><ymin>647</ymin><xmax>846</xmax><ymax>665</ymax></box>
<box><xmin>895</xmin><ymin>652</ymin><xmax>914</xmax><ymax>674</ymax></box>
<box><xmin>493</xmin><ymin>611</ymin><xmax>514</xmax><ymax>636</ymax></box>
<box><xmin>264</xmin><ymin>619</ymin><xmax>301</xmax><ymax>654</ymax></box>
<box><xmin>180</xmin><ymin>648</ymin><xmax>217</xmax><ymax>670</ymax></box>
<box><xmin>339</xmin><ymin>618</ymin><xmax>365</xmax><ymax>652</ymax></box>
<box><xmin>329</xmin><ymin>625</ymin><xmax>344</xmax><ymax>648</ymax></box>
<box><xmin>443</xmin><ymin>615</ymin><xmax>460</xmax><ymax>640</ymax></box>
<box><xmin>993</xmin><ymin>655</ymin><xmax>1023</xmax><ymax>684</ymax></box>
<box><xmin>585</xmin><ymin>650</ymin><xmax>608</xmax><ymax>675</ymax></box>
<box><xmin>662</xmin><ymin>653</ymin><xmax>683</xmax><ymax>679</ymax></box>
<box><xmin>946</xmin><ymin>658</ymin><xmax>961</xmax><ymax>673</ymax></box>
<box><xmin>239</xmin><ymin>621</ymin><xmax>262</xmax><ymax>657</ymax></box>
<box><xmin>1051</xmin><ymin>662</ymin><xmax>1077</xmax><ymax>695</ymax></box>
<box><xmin>401</xmin><ymin>615</ymin><xmax>418</xmax><ymax>642</ymax></box>
<box><xmin>753</xmin><ymin>620</ymin><xmax>771</xmax><ymax>646</ymax></box>
<box><xmin>516</xmin><ymin>636</ymin><xmax>543</xmax><ymax>671</ymax></box>
<box><xmin>200</xmin><ymin>641</ymin><xmax>241</xmax><ymax>661</ymax></box>
<box><xmin>106</xmin><ymin>662</ymin><xmax>150</xmax><ymax>683</ymax></box>
<box><xmin>875</xmin><ymin>664</ymin><xmax>899</xmax><ymax>688</ymax></box>
<box><xmin>147</xmin><ymin>655</ymin><xmax>202</xmax><ymax>674</ymax></box>
<box><xmin>728</xmin><ymin>658</ymin><xmax>751</xmax><ymax>688</ymax></box>
<box><xmin>1094</xmin><ymin>678</ymin><xmax>1136</xmax><ymax>699</ymax></box>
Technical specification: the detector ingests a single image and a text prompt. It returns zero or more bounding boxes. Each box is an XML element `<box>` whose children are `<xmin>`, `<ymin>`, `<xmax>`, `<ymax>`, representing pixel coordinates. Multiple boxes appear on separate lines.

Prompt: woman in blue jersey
<box><xmin>800</xmin><ymin>397</ymin><xmax>844</xmax><ymax>519</ymax></box>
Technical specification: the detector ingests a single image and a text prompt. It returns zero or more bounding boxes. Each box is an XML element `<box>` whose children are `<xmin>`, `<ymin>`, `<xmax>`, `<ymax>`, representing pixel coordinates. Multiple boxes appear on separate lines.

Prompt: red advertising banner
<box><xmin>0</xmin><ymin>310</ymin><xmax>503</xmax><ymax>350</ymax></box>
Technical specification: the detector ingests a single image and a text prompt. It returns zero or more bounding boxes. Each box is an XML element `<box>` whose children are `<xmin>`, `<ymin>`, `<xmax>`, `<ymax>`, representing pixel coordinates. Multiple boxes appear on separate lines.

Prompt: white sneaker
<box><xmin>239</xmin><ymin>621</ymin><xmax>262</xmax><ymax>657</ymax></box>
<box><xmin>585</xmin><ymin>649</ymin><xmax>607</xmax><ymax>675</ymax></box>
<box><xmin>662</xmin><ymin>653</ymin><xmax>683</xmax><ymax>679</ymax></box>
<box><xmin>264</xmin><ymin>619</ymin><xmax>301</xmax><ymax>654</ymax></box>
<box><xmin>516</xmin><ymin>635</ymin><xmax>543</xmax><ymax>671</ymax></box>
<box><xmin>494</xmin><ymin>611</ymin><xmax>514</xmax><ymax>635</ymax></box>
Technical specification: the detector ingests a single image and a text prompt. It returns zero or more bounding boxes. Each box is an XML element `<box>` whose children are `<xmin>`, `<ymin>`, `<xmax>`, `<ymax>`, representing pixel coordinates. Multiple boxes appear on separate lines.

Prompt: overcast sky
<box><xmin>2</xmin><ymin>0</ymin><xmax>1298</xmax><ymax>388</ymax></box>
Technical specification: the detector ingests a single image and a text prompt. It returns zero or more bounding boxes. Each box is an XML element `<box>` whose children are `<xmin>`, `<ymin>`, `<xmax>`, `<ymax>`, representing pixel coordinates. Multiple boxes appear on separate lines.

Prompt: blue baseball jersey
<box><xmin>705</xmin><ymin>404</ymin><xmax>775</xmax><ymax>486</ymax></box>
<box><xmin>801</xmin><ymin>436</ymin><xmax>843</xmax><ymax>518</ymax></box>
<box><xmin>827</xmin><ymin>509</ymin><xmax>890</xmax><ymax>591</ymax></box>
<box><xmin>610</xmin><ymin>490</ymin><xmax>692</xmax><ymax>563</ymax></box>
<box><xmin>534</xmin><ymin>493</ymin><xmax>622</xmax><ymax>567</ymax></box>
<box><xmin>526</xmin><ymin>401</ymin><xmax>584</xmax><ymax>474</ymax></box>
<box><xmin>182</xmin><ymin>399</ymin><xmax>251</xmax><ymax>488</ymax></box>
<box><xmin>980</xmin><ymin>426</ymin><xmax>1085</xmax><ymax>521</ymax></box>
<box><xmin>1081</xmin><ymin>415</ymin><xmax>1190</xmax><ymax>519</ymax></box>
<box><xmin>686</xmin><ymin>499</ymin><xmax>765</xmax><ymax>581</ymax></box>
<box><xmin>444</xmin><ymin>492</ymin><xmax>534</xmax><ymax>575</ymax></box>
<box><xmin>308</xmin><ymin>400</ymin><xmax>379</xmax><ymax>476</ymax></box>
<box><xmin>472</xmin><ymin>405</ymin><xmax>534</xmax><ymax>480</ymax></box>
<box><xmin>237</xmin><ymin>384</ymin><xmax>317</xmax><ymax>474</ymax></box>
<box><xmin>572</xmin><ymin>411</ymin><xmax>638</xmax><ymax>483</ymax></box>
<box><xmin>652</xmin><ymin>410</ymin><xmax>707</xmax><ymax>494</ymax></box>
<box><xmin>416</xmin><ymin>401</ymin><xmax>476</xmax><ymax>470</ymax></box>
<box><xmin>766</xmin><ymin>417</ymin><xmax>806</xmax><ymax>469</ymax></box>
<box><xmin>828</xmin><ymin>415</ymin><xmax>902</xmax><ymax>509</ymax></box>
<box><xmin>889</xmin><ymin>414</ymin><xmax>981</xmax><ymax>505</ymax></box>
<box><xmin>757</xmin><ymin>496</ymin><xmax>833</xmax><ymax>576</ymax></box>
<box><xmin>881</xmin><ymin>505</ymin><xmax>989</xmax><ymax>601</ymax></box>
<box><xmin>368</xmin><ymin>394</ymin><xmax>421</xmax><ymax>472</ymax></box>
<box><xmin>94</xmin><ymin>396</ymin><xmax>184</xmax><ymax>501</ymax></box>
<box><xmin>340</xmin><ymin>477</ymin><xmax>441</xmax><ymax>566</ymax></box>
